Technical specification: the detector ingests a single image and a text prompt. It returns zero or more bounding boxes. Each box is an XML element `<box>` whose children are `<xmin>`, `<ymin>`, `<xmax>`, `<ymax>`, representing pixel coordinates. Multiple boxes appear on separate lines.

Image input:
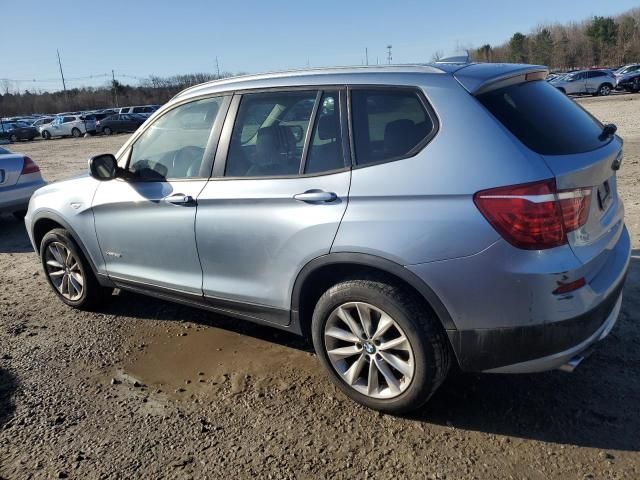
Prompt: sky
<box><xmin>2</xmin><ymin>0</ymin><xmax>639</xmax><ymax>92</ymax></box>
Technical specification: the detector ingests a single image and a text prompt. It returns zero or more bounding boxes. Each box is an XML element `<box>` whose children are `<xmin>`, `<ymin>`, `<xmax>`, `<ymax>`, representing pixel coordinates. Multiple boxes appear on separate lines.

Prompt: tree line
<box><xmin>0</xmin><ymin>72</ymin><xmax>236</xmax><ymax>117</ymax></box>
<box><xmin>471</xmin><ymin>7</ymin><xmax>640</xmax><ymax>70</ymax></box>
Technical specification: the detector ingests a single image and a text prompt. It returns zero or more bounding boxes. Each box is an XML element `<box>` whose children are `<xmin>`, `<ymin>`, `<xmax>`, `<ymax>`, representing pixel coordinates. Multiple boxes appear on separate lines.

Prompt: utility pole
<box><xmin>215</xmin><ymin>57</ymin><xmax>220</xmax><ymax>78</ymax></box>
<box><xmin>57</xmin><ymin>49</ymin><xmax>68</xmax><ymax>104</ymax></box>
<box><xmin>112</xmin><ymin>70</ymin><xmax>119</xmax><ymax>107</ymax></box>
<box><xmin>365</xmin><ymin>48</ymin><xmax>369</xmax><ymax>66</ymax></box>
<box><xmin>386</xmin><ymin>45</ymin><xmax>393</xmax><ymax>64</ymax></box>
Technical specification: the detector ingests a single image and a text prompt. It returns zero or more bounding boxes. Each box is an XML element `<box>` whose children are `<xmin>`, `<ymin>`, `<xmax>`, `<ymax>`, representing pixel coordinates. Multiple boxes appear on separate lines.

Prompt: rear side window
<box><xmin>477</xmin><ymin>80</ymin><xmax>607</xmax><ymax>155</ymax></box>
<box><xmin>350</xmin><ymin>89</ymin><xmax>434</xmax><ymax>166</ymax></box>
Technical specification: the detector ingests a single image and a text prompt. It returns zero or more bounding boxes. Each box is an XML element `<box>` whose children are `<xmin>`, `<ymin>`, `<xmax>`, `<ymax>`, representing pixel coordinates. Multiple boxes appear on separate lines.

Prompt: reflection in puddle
<box><xmin>122</xmin><ymin>324</ymin><xmax>320</xmax><ymax>399</ymax></box>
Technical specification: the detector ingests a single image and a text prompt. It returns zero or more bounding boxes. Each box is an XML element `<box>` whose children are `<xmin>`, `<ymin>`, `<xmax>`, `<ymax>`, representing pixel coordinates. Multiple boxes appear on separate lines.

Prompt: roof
<box><xmin>171</xmin><ymin>62</ymin><xmax>548</xmax><ymax>101</ymax></box>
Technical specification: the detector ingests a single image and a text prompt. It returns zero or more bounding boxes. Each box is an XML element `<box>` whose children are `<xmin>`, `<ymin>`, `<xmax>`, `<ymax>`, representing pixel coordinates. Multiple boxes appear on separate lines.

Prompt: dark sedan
<box><xmin>96</xmin><ymin>114</ymin><xmax>146</xmax><ymax>135</ymax></box>
<box><xmin>0</xmin><ymin>121</ymin><xmax>39</xmax><ymax>142</ymax></box>
<box><xmin>617</xmin><ymin>72</ymin><xmax>640</xmax><ymax>93</ymax></box>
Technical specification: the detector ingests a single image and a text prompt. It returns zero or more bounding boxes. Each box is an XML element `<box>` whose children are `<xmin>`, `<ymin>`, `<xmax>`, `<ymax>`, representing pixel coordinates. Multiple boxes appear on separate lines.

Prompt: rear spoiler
<box><xmin>452</xmin><ymin>63</ymin><xmax>549</xmax><ymax>95</ymax></box>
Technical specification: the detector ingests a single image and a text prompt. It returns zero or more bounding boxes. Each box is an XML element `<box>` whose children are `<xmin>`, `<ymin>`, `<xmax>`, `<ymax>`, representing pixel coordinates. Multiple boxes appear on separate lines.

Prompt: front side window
<box><xmin>225</xmin><ymin>91</ymin><xmax>318</xmax><ymax>177</ymax></box>
<box><xmin>128</xmin><ymin>96</ymin><xmax>223</xmax><ymax>180</ymax></box>
<box><xmin>351</xmin><ymin>89</ymin><xmax>434</xmax><ymax>166</ymax></box>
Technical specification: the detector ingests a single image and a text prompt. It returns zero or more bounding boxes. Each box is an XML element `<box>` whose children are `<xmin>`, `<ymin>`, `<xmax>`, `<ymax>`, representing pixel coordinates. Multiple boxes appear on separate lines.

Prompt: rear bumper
<box><xmin>408</xmin><ymin>221</ymin><xmax>631</xmax><ymax>373</ymax></box>
<box><xmin>447</xmin><ymin>280</ymin><xmax>625</xmax><ymax>372</ymax></box>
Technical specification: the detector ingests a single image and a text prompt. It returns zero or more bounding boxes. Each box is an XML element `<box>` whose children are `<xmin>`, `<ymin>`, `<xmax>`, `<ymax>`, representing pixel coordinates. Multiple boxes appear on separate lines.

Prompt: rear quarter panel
<box><xmin>332</xmin><ymin>75</ymin><xmax>555</xmax><ymax>265</ymax></box>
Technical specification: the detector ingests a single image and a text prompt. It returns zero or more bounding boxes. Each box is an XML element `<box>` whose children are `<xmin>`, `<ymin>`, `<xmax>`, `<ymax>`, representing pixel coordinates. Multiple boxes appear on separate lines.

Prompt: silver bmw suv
<box><xmin>25</xmin><ymin>63</ymin><xmax>630</xmax><ymax>413</ymax></box>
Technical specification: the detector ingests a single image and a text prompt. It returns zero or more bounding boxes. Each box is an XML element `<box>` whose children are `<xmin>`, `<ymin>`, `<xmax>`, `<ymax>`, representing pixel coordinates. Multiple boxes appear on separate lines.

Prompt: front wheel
<box><xmin>311</xmin><ymin>278</ymin><xmax>451</xmax><ymax>413</ymax></box>
<box><xmin>598</xmin><ymin>84</ymin><xmax>612</xmax><ymax>96</ymax></box>
<box><xmin>42</xmin><ymin>130</ymin><xmax>51</xmax><ymax>140</ymax></box>
<box><xmin>40</xmin><ymin>228</ymin><xmax>112</xmax><ymax>310</ymax></box>
<box><xmin>71</xmin><ymin>128</ymin><xmax>82</xmax><ymax>138</ymax></box>
<box><xmin>9</xmin><ymin>134</ymin><xmax>18</xmax><ymax>142</ymax></box>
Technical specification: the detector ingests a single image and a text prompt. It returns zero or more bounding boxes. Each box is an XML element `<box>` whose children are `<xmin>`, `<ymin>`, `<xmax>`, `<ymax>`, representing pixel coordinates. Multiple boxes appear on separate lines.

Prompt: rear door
<box><xmin>196</xmin><ymin>89</ymin><xmax>351</xmax><ymax>319</ymax></box>
<box><xmin>477</xmin><ymin>79</ymin><xmax>624</xmax><ymax>264</ymax></box>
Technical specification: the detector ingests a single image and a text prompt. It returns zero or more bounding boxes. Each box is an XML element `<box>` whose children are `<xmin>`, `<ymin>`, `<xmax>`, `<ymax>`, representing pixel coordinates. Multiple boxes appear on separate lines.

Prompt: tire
<box><xmin>9</xmin><ymin>134</ymin><xmax>18</xmax><ymax>142</ymax></box>
<box><xmin>597</xmin><ymin>83</ymin><xmax>612</xmax><ymax>96</ymax></box>
<box><xmin>311</xmin><ymin>277</ymin><xmax>451</xmax><ymax>414</ymax></box>
<box><xmin>71</xmin><ymin>128</ymin><xmax>82</xmax><ymax>138</ymax></box>
<box><xmin>103</xmin><ymin>127</ymin><xmax>112</xmax><ymax>136</ymax></box>
<box><xmin>40</xmin><ymin>228</ymin><xmax>112</xmax><ymax>310</ymax></box>
<box><xmin>42</xmin><ymin>130</ymin><xmax>51</xmax><ymax>140</ymax></box>
<box><xmin>12</xmin><ymin>210</ymin><xmax>27</xmax><ymax>220</ymax></box>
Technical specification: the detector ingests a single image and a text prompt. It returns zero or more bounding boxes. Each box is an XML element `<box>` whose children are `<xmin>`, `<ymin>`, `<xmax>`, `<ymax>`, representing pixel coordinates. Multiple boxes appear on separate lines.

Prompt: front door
<box><xmin>196</xmin><ymin>89</ymin><xmax>351</xmax><ymax>319</ymax></box>
<box><xmin>92</xmin><ymin>95</ymin><xmax>229</xmax><ymax>294</ymax></box>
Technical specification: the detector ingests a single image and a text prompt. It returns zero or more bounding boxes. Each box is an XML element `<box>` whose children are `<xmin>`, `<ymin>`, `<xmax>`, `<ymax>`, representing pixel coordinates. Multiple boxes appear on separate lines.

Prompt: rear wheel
<box><xmin>311</xmin><ymin>277</ymin><xmax>451</xmax><ymax>413</ymax></box>
<box><xmin>42</xmin><ymin>130</ymin><xmax>51</xmax><ymax>140</ymax></box>
<box><xmin>9</xmin><ymin>134</ymin><xmax>18</xmax><ymax>142</ymax></box>
<box><xmin>40</xmin><ymin>228</ymin><xmax>112</xmax><ymax>310</ymax></box>
<box><xmin>103</xmin><ymin>127</ymin><xmax>112</xmax><ymax>136</ymax></box>
<box><xmin>71</xmin><ymin>128</ymin><xmax>82</xmax><ymax>138</ymax></box>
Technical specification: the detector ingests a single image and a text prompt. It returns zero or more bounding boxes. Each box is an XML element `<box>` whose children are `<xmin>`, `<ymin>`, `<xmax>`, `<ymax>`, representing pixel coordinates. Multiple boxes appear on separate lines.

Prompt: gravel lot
<box><xmin>1</xmin><ymin>95</ymin><xmax>639</xmax><ymax>479</ymax></box>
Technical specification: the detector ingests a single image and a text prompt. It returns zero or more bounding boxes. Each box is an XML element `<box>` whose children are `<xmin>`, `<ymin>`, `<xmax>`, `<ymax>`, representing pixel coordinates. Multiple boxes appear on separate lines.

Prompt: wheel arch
<box><xmin>290</xmin><ymin>253</ymin><xmax>456</xmax><ymax>340</ymax></box>
<box><xmin>31</xmin><ymin>211</ymin><xmax>102</xmax><ymax>281</ymax></box>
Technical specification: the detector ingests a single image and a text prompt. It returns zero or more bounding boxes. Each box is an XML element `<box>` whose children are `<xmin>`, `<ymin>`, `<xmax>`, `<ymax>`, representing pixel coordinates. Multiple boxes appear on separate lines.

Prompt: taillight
<box><xmin>474</xmin><ymin>179</ymin><xmax>592</xmax><ymax>250</ymax></box>
<box><xmin>21</xmin><ymin>156</ymin><xmax>40</xmax><ymax>175</ymax></box>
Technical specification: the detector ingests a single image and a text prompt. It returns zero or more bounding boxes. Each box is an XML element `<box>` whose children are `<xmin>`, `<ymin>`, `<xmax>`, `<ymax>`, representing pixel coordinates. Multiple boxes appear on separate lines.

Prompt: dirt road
<box><xmin>1</xmin><ymin>96</ymin><xmax>639</xmax><ymax>479</ymax></box>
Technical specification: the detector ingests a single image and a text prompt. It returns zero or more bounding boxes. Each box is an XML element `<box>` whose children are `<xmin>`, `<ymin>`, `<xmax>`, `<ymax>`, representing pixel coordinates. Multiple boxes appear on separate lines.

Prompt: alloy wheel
<box><xmin>44</xmin><ymin>242</ymin><xmax>84</xmax><ymax>300</ymax></box>
<box><xmin>324</xmin><ymin>302</ymin><xmax>415</xmax><ymax>399</ymax></box>
<box><xmin>600</xmin><ymin>85</ymin><xmax>611</xmax><ymax>96</ymax></box>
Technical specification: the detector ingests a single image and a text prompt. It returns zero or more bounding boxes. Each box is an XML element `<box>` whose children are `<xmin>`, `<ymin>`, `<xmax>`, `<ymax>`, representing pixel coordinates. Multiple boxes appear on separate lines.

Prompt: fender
<box><xmin>30</xmin><ymin>209</ymin><xmax>113</xmax><ymax>287</ymax></box>
<box><xmin>290</xmin><ymin>252</ymin><xmax>456</xmax><ymax>331</ymax></box>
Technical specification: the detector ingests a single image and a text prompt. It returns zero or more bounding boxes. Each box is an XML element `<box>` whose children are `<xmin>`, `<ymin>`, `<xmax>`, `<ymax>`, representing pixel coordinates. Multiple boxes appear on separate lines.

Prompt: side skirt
<box><xmin>110</xmin><ymin>277</ymin><xmax>302</xmax><ymax>335</ymax></box>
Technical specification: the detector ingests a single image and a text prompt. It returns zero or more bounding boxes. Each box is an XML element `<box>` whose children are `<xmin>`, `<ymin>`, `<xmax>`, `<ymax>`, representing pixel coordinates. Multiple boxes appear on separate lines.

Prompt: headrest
<box><xmin>317</xmin><ymin>114</ymin><xmax>338</xmax><ymax>140</ymax></box>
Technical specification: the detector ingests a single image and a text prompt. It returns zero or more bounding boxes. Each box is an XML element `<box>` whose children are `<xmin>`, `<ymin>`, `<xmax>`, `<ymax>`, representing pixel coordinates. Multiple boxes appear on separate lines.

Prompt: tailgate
<box><xmin>541</xmin><ymin>139</ymin><xmax>624</xmax><ymax>265</ymax></box>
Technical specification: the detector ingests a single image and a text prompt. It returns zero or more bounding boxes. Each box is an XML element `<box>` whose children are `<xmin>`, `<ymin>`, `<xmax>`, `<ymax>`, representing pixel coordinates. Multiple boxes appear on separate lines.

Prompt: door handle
<box><xmin>293</xmin><ymin>190</ymin><xmax>337</xmax><ymax>203</ymax></box>
<box><xmin>164</xmin><ymin>194</ymin><xmax>195</xmax><ymax>205</ymax></box>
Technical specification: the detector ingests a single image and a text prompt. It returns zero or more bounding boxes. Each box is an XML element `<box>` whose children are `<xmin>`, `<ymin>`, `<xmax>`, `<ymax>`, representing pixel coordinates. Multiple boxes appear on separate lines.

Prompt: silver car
<box><xmin>24</xmin><ymin>64</ymin><xmax>630</xmax><ymax>413</ymax></box>
<box><xmin>551</xmin><ymin>69</ymin><xmax>616</xmax><ymax>96</ymax></box>
<box><xmin>0</xmin><ymin>146</ymin><xmax>46</xmax><ymax>218</ymax></box>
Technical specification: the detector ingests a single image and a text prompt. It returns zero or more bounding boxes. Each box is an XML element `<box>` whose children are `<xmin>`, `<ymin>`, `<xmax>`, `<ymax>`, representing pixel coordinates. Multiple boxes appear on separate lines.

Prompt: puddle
<box><xmin>121</xmin><ymin>324</ymin><xmax>320</xmax><ymax>399</ymax></box>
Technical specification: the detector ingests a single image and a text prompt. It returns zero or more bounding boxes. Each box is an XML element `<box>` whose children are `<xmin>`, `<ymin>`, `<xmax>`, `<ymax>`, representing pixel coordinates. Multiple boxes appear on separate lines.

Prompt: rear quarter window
<box><xmin>477</xmin><ymin>80</ymin><xmax>607</xmax><ymax>155</ymax></box>
<box><xmin>350</xmin><ymin>89</ymin><xmax>435</xmax><ymax>166</ymax></box>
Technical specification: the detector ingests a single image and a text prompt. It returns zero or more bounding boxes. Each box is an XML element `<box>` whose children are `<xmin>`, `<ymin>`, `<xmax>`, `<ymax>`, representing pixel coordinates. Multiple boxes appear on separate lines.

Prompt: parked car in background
<box><xmin>613</xmin><ymin>63</ymin><xmax>640</xmax><ymax>79</ymax></box>
<box><xmin>617</xmin><ymin>71</ymin><xmax>640</xmax><ymax>93</ymax></box>
<box><xmin>0</xmin><ymin>121</ymin><xmax>39</xmax><ymax>142</ymax></box>
<box><xmin>0</xmin><ymin>146</ymin><xmax>46</xmax><ymax>219</ymax></box>
<box><xmin>119</xmin><ymin>105</ymin><xmax>159</xmax><ymax>118</ymax></box>
<box><xmin>25</xmin><ymin>64</ymin><xmax>629</xmax><ymax>413</ymax></box>
<box><xmin>550</xmin><ymin>69</ymin><xmax>615</xmax><ymax>96</ymax></box>
<box><xmin>30</xmin><ymin>117</ymin><xmax>54</xmax><ymax>129</ymax></box>
<box><xmin>96</xmin><ymin>113</ymin><xmax>146</xmax><ymax>135</ymax></box>
<box><xmin>39</xmin><ymin>115</ymin><xmax>87</xmax><ymax>139</ymax></box>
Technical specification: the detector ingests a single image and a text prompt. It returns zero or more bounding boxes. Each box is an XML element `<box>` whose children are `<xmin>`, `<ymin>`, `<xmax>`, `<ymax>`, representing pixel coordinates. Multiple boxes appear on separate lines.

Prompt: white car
<box><xmin>39</xmin><ymin>115</ymin><xmax>87</xmax><ymax>139</ymax></box>
<box><xmin>118</xmin><ymin>105</ymin><xmax>159</xmax><ymax>118</ymax></box>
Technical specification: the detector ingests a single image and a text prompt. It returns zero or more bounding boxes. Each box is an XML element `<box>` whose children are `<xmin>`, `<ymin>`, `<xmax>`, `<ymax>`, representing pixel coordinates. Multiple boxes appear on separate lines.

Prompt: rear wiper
<box><xmin>599</xmin><ymin>123</ymin><xmax>617</xmax><ymax>141</ymax></box>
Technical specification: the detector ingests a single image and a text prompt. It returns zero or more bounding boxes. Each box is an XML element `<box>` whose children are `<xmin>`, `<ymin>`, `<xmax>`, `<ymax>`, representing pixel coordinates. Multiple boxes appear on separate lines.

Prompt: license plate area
<box><xmin>596</xmin><ymin>180</ymin><xmax>612</xmax><ymax>213</ymax></box>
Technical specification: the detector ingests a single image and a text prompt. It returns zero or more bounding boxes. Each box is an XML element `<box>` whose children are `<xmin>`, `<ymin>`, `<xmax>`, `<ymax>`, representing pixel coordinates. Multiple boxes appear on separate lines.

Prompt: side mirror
<box><xmin>89</xmin><ymin>154</ymin><xmax>118</xmax><ymax>181</ymax></box>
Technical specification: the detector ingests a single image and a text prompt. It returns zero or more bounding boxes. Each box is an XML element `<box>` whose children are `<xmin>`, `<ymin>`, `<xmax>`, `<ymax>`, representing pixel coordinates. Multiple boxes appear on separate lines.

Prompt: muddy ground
<box><xmin>1</xmin><ymin>95</ymin><xmax>639</xmax><ymax>479</ymax></box>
